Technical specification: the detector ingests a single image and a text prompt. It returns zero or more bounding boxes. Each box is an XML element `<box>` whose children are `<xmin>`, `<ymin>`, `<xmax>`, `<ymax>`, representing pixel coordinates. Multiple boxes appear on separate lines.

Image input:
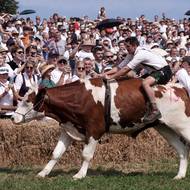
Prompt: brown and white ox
<box><xmin>12</xmin><ymin>78</ymin><xmax>190</xmax><ymax>180</ymax></box>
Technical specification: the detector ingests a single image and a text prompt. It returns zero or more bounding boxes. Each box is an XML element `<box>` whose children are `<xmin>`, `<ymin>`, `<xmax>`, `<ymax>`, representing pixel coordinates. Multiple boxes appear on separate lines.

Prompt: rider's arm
<box><xmin>104</xmin><ymin>67</ymin><xmax>118</xmax><ymax>76</ymax></box>
<box><xmin>108</xmin><ymin>65</ymin><xmax>131</xmax><ymax>79</ymax></box>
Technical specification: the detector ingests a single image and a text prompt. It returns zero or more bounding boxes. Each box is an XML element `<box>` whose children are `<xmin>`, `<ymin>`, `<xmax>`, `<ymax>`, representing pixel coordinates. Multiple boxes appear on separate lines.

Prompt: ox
<box><xmin>12</xmin><ymin>78</ymin><xmax>190</xmax><ymax>180</ymax></box>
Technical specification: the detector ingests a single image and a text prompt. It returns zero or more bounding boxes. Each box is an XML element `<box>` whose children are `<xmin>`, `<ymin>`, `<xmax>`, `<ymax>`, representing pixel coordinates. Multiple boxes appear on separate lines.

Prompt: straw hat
<box><xmin>40</xmin><ymin>63</ymin><xmax>55</xmax><ymax>76</ymax></box>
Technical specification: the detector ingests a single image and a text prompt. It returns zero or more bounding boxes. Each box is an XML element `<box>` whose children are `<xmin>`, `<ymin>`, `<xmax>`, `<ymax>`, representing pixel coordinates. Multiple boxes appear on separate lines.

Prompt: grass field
<box><xmin>0</xmin><ymin>159</ymin><xmax>190</xmax><ymax>190</ymax></box>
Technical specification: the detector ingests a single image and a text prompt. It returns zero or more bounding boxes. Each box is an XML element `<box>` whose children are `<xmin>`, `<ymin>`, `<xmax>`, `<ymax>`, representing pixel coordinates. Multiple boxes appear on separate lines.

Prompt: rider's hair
<box><xmin>125</xmin><ymin>37</ymin><xmax>139</xmax><ymax>46</ymax></box>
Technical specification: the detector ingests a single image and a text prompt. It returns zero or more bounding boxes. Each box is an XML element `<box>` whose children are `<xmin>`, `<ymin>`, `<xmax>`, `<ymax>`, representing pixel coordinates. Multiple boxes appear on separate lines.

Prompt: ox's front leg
<box><xmin>73</xmin><ymin>137</ymin><xmax>98</xmax><ymax>180</ymax></box>
<box><xmin>156</xmin><ymin>125</ymin><xmax>189</xmax><ymax>180</ymax></box>
<box><xmin>38</xmin><ymin>129</ymin><xmax>73</xmax><ymax>178</ymax></box>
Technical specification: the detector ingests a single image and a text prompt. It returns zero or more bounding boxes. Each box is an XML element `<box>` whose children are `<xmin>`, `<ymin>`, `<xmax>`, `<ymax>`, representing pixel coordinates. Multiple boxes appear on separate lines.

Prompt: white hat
<box><xmin>0</xmin><ymin>67</ymin><xmax>9</xmax><ymax>74</ymax></box>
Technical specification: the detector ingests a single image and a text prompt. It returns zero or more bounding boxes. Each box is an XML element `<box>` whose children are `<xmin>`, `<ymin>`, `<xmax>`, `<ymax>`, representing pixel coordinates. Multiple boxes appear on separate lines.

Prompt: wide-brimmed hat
<box><xmin>40</xmin><ymin>63</ymin><xmax>55</xmax><ymax>76</ymax></box>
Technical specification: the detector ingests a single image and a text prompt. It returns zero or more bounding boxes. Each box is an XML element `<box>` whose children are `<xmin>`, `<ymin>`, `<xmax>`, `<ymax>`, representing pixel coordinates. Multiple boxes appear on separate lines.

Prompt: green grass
<box><xmin>0</xmin><ymin>160</ymin><xmax>190</xmax><ymax>190</ymax></box>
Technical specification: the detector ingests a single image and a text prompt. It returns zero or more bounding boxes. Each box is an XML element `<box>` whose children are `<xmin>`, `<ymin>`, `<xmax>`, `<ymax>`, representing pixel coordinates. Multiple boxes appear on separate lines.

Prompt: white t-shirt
<box><xmin>0</xmin><ymin>81</ymin><xmax>14</xmax><ymax>115</ymax></box>
<box><xmin>51</xmin><ymin>68</ymin><xmax>79</xmax><ymax>85</ymax></box>
<box><xmin>14</xmin><ymin>72</ymin><xmax>38</xmax><ymax>92</ymax></box>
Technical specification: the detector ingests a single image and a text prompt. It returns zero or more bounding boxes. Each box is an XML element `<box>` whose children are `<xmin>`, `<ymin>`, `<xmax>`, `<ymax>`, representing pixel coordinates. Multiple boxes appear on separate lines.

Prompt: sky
<box><xmin>18</xmin><ymin>0</ymin><xmax>189</xmax><ymax>21</ymax></box>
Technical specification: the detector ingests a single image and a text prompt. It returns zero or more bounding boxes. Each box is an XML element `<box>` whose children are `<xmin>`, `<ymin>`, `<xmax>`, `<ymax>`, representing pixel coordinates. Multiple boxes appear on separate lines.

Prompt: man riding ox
<box><xmin>12</xmin><ymin>77</ymin><xmax>190</xmax><ymax>180</ymax></box>
<box><xmin>103</xmin><ymin>37</ymin><xmax>172</xmax><ymax>123</ymax></box>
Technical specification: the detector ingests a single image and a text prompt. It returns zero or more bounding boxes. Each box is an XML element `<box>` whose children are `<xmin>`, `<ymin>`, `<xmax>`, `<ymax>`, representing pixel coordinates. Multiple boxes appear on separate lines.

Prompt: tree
<box><xmin>0</xmin><ymin>0</ymin><xmax>19</xmax><ymax>15</ymax></box>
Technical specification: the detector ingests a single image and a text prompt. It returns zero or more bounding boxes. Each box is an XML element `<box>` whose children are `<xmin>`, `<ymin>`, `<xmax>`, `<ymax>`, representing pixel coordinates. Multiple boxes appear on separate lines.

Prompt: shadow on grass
<box><xmin>0</xmin><ymin>167</ymin><xmax>33</xmax><ymax>175</ymax></box>
<box><xmin>0</xmin><ymin>167</ymin><xmax>176</xmax><ymax>179</ymax></box>
<box><xmin>48</xmin><ymin>168</ymin><xmax>176</xmax><ymax>179</ymax></box>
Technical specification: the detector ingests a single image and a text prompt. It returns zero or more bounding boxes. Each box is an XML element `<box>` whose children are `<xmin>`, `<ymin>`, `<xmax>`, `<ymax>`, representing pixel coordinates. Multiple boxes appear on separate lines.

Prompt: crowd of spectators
<box><xmin>0</xmin><ymin>7</ymin><xmax>190</xmax><ymax>117</ymax></box>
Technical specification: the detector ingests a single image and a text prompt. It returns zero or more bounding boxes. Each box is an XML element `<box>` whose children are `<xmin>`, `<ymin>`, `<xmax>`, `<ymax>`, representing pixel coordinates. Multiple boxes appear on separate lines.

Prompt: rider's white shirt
<box><xmin>118</xmin><ymin>47</ymin><xmax>168</xmax><ymax>73</ymax></box>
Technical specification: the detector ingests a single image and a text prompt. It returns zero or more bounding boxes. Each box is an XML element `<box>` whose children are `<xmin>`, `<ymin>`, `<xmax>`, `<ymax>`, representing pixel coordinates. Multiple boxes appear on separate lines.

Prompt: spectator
<box><xmin>175</xmin><ymin>56</ymin><xmax>190</xmax><ymax>96</ymax></box>
<box><xmin>14</xmin><ymin>60</ymin><xmax>39</xmax><ymax>100</ymax></box>
<box><xmin>97</xmin><ymin>7</ymin><xmax>106</xmax><ymax>20</ymax></box>
<box><xmin>51</xmin><ymin>56</ymin><xmax>78</xmax><ymax>85</ymax></box>
<box><xmin>83</xmin><ymin>57</ymin><xmax>96</xmax><ymax>79</ymax></box>
<box><xmin>76</xmin><ymin>61</ymin><xmax>86</xmax><ymax>79</ymax></box>
<box><xmin>39</xmin><ymin>63</ymin><xmax>56</xmax><ymax>88</ymax></box>
<box><xmin>76</xmin><ymin>39</ymin><xmax>95</xmax><ymax>60</ymax></box>
<box><xmin>93</xmin><ymin>46</ymin><xmax>104</xmax><ymax>74</ymax></box>
<box><xmin>0</xmin><ymin>66</ymin><xmax>17</xmax><ymax>118</ymax></box>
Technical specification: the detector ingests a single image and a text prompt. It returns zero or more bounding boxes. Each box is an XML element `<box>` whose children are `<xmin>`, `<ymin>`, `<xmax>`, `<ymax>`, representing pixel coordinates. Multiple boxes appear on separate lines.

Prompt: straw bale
<box><xmin>0</xmin><ymin>119</ymin><xmax>176</xmax><ymax>168</ymax></box>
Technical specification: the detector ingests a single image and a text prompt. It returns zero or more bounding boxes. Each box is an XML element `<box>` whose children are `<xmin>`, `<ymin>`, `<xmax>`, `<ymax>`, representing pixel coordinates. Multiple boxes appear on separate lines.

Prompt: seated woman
<box><xmin>39</xmin><ymin>63</ymin><xmax>56</xmax><ymax>88</ymax></box>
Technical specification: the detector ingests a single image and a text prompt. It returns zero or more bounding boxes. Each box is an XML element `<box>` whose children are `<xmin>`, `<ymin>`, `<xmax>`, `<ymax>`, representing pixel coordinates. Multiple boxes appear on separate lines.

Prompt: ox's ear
<box><xmin>27</xmin><ymin>92</ymin><xmax>36</xmax><ymax>104</ymax></box>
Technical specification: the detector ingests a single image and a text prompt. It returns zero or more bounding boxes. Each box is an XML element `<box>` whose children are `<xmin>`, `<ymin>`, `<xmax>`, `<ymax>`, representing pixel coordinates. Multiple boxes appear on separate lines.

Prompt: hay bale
<box><xmin>0</xmin><ymin>119</ymin><xmax>176</xmax><ymax>168</ymax></box>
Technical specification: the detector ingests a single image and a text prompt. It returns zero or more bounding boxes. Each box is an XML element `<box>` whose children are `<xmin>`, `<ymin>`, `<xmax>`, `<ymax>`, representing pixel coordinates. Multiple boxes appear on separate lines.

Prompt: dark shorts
<box><xmin>150</xmin><ymin>65</ymin><xmax>172</xmax><ymax>85</ymax></box>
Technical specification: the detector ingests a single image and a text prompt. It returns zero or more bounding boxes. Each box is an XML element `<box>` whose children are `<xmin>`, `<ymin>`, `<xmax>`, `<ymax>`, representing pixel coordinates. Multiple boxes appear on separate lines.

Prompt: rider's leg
<box><xmin>142</xmin><ymin>76</ymin><xmax>161</xmax><ymax>123</ymax></box>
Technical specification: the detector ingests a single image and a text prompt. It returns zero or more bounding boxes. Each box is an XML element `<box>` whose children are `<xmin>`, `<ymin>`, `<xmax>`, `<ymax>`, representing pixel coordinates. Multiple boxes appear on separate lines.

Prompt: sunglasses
<box><xmin>58</xmin><ymin>60</ymin><xmax>67</xmax><ymax>65</ymax></box>
<box><xmin>106</xmin><ymin>55</ymin><xmax>113</xmax><ymax>58</ymax></box>
<box><xmin>77</xmin><ymin>67</ymin><xmax>85</xmax><ymax>71</ymax></box>
<box><xmin>30</xmin><ymin>52</ymin><xmax>37</xmax><ymax>56</ymax></box>
<box><xmin>26</xmin><ymin>66</ymin><xmax>34</xmax><ymax>69</ymax></box>
<box><xmin>17</xmin><ymin>51</ymin><xmax>24</xmax><ymax>54</ymax></box>
<box><xmin>0</xmin><ymin>52</ymin><xmax>7</xmax><ymax>55</ymax></box>
<box><xmin>30</xmin><ymin>45</ymin><xmax>37</xmax><ymax>49</ymax></box>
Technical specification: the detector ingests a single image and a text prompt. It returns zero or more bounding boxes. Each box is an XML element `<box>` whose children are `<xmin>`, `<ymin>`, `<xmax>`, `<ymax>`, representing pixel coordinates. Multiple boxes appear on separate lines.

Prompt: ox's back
<box><xmin>42</xmin><ymin>78</ymin><xmax>147</xmax><ymax>137</ymax></box>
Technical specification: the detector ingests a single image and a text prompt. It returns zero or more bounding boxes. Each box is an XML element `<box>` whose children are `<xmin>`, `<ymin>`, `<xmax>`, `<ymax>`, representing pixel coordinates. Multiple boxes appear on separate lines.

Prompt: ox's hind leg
<box><xmin>73</xmin><ymin>137</ymin><xmax>98</xmax><ymax>180</ymax></box>
<box><xmin>38</xmin><ymin>129</ymin><xmax>73</xmax><ymax>177</ymax></box>
<box><xmin>155</xmin><ymin>125</ymin><xmax>189</xmax><ymax>180</ymax></box>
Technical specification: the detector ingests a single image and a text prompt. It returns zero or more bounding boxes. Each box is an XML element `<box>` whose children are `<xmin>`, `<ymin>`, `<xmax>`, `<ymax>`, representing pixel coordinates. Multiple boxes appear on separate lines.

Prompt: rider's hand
<box><xmin>104</xmin><ymin>74</ymin><xmax>112</xmax><ymax>80</ymax></box>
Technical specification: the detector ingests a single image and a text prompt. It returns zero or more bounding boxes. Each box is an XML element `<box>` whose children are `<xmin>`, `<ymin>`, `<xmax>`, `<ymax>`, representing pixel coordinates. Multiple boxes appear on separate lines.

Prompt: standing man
<box><xmin>104</xmin><ymin>37</ymin><xmax>172</xmax><ymax>123</ymax></box>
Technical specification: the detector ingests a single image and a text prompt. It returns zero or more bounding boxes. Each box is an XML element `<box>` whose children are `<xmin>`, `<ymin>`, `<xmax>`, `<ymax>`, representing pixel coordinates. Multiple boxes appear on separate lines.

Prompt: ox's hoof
<box><xmin>173</xmin><ymin>174</ymin><xmax>185</xmax><ymax>180</ymax></box>
<box><xmin>72</xmin><ymin>173</ymin><xmax>85</xmax><ymax>180</ymax></box>
<box><xmin>37</xmin><ymin>171</ymin><xmax>47</xmax><ymax>178</ymax></box>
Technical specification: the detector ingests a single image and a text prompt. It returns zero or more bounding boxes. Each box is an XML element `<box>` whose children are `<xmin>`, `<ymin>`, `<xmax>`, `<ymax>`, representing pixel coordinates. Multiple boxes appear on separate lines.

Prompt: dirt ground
<box><xmin>0</xmin><ymin>119</ymin><xmax>176</xmax><ymax>168</ymax></box>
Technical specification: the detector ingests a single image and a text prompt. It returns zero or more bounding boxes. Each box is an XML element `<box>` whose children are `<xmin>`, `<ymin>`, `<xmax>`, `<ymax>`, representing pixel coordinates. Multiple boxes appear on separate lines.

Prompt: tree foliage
<box><xmin>0</xmin><ymin>0</ymin><xmax>19</xmax><ymax>15</ymax></box>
